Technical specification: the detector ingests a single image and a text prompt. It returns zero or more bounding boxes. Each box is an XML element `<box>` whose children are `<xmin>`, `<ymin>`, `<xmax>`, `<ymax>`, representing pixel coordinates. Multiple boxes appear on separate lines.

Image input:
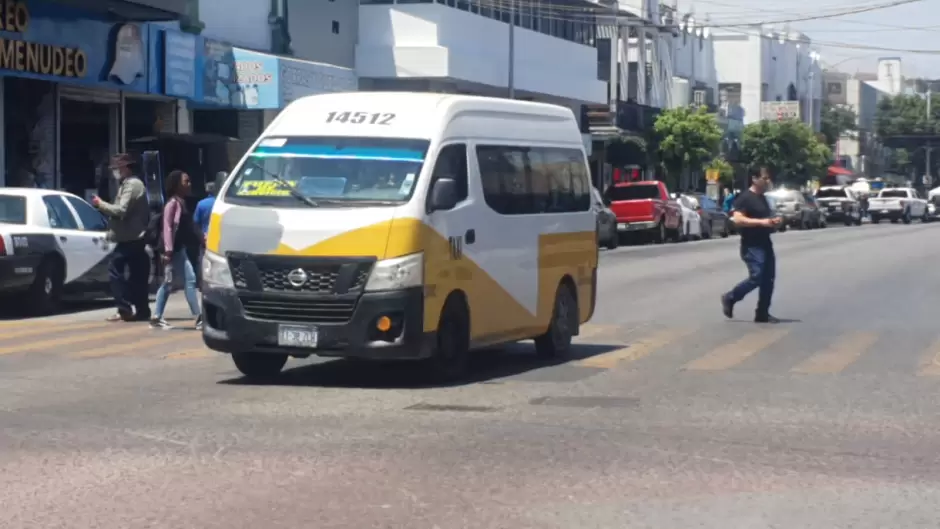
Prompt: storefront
<box><xmin>155</xmin><ymin>29</ymin><xmax>358</xmax><ymax>143</ymax></box>
<box><xmin>0</xmin><ymin>0</ymin><xmax>176</xmax><ymax>195</ymax></box>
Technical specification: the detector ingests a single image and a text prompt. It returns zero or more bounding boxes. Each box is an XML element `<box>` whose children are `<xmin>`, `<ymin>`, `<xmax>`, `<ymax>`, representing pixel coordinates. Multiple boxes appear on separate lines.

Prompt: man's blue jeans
<box><xmin>728</xmin><ymin>244</ymin><xmax>776</xmax><ymax>317</ymax></box>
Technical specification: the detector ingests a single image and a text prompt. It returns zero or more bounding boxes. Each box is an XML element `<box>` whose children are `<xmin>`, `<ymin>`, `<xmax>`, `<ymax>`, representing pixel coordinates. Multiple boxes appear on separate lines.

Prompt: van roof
<box><xmin>266</xmin><ymin>91</ymin><xmax>578</xmax><ymax>140</ymax></box>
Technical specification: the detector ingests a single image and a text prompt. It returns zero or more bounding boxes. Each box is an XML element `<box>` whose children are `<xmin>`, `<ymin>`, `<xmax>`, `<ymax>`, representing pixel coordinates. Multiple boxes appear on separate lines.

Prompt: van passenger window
<box><xmin>431</xmin><ymin>144</ymin><xmax>469</xmax><ymax>203</ymax></box>
<box><xmin>478</xmin><ymin>145</ymin><xmax>590</xmax><ymax>215</ymax></box>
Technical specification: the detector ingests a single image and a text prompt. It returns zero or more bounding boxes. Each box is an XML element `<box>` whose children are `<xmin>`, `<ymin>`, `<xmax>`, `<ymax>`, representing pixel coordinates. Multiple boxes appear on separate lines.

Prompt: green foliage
<box><xmin>705</xmin><ymin>156</ymin><xmax>734</xmax><ymax>186</ymax></box>
<box><xmin>653</xmin><ymin>106</ymin><xmax>722</xmax><ymax>185</ymax></box>
<box><xmin>740</xmin><ymin>119</ymin><xmax>831</xmax><ymax>185</ymax></box>
<box><xmin>875</xmin><ymin>94</ymin><xmax>937</xmax><ymax>138</ymax></box>
<box><xmin>819</xmin><ymin>102</ymin><xmax>857</xmax><ymax>147</ymax></box>
<box><xmin>605</xmin><ymin>134</ymin><xmax>647</xmax><ymax>168</ymax></box>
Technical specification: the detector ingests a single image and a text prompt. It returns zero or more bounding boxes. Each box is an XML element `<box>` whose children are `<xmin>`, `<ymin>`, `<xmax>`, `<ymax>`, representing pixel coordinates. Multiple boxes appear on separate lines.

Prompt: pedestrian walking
<box><xmin>193</xmin><ymin>177</ymin><xmax>220</xmax><ymax>283</ymax></box>
<box><xmin>152</xmin><ymin>170</ymin><xmax>203</xmax><ymax>330</ymax></box>
<box><xmin>720</xmin><ymin>167</ymin><xmax>782</xmax><ymax>323</ymax></box>
<box><xmin>92</xmin><ymin>153</ymin><xmax>152</xmax><ymax>322</ymax></box>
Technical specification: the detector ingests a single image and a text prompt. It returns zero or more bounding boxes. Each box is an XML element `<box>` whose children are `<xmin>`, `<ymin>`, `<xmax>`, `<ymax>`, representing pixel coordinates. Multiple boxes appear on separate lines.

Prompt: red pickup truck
<box><xmin>605</xmin><ymin>181</ymin><xmax>682</xmax><ymax>243</ymax></box>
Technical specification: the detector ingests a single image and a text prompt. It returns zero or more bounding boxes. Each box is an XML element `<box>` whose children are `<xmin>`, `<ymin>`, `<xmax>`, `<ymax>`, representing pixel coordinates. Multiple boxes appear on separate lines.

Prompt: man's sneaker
<box><xmin>195</xmin><ymin>315</ymin><xmax>203</xmax><ymax>331</ymax></box>
<box><xmin>754</xmin><ymin>314</ymin><xmax>781</xmax><ymax>324</ymax></box>
<box><xmin>150</xmin><ymin>318</ymin><xmax>172</xmax><ymax>330</ymax></box>
<box><xmin>720</xmin><ymin>294</ymin><xmax>734</xmax><ymax>319</ymax></box>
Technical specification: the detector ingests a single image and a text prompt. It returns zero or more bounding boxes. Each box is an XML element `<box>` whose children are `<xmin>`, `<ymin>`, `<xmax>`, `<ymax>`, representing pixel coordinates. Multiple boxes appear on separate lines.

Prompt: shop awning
<box><xmin>48</xmin><ymin>0</ymin><xmax>187</xmax><ymax>20</ymax></box>
<box><xmin>828</xmin><ymin>165</ymin><xmax>854</xmax><ymax>176</ymax></box>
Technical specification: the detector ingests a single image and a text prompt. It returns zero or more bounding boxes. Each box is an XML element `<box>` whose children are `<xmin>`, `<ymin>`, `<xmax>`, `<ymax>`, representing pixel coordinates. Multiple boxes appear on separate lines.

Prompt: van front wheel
<box><xmin>232</xmin><ymin>353</ymin><xmax>287</xmax><ymax>379</ymax></box>
<box><xmin>426</xmin><ymin>297</ymin><xmax>471</xmax><ymax>381</ymax></box>
<box><xmin>535</xmin><ymin>283</ymin><xmax>578</xmax><ymax>359</ymax></box>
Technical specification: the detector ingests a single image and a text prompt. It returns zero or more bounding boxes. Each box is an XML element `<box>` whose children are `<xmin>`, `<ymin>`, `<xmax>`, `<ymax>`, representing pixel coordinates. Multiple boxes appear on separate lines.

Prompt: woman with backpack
<box><xmin>151</xmin><ymin>170</ymin><xmax>202</xmax><ymax>330</ymax></box>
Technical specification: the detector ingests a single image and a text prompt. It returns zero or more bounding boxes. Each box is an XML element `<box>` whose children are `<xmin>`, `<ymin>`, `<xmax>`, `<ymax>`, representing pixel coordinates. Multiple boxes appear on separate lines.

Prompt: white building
<box><xmin>355</xmin><ymin>0</ymin><xmax>608</xmax><ymax>127</ymax></box>
<box><xmin>670</xmin><ymin>14</ymin><xmax>718</xmax><ymax>109</ymax></box>
<box><xmin>824</xmin><ymin>71</ymin><xmax>887</xmax><ymax>176</ymax></box>
<box><xmin>712</xmin><ymin>27</ymin><xmax>822</xmax><ymax>129</ymax></box>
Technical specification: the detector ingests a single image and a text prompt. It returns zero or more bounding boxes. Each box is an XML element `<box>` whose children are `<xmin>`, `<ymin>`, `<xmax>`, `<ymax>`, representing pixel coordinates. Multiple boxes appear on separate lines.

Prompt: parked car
<box><xmin>767</xmin><ymin>189</ymin><xmax>819</xmax><ymax>229</ymax></box>
<box><xmin>763</xmin><ymin>194</ymin><xmax>788</xmax><ymax>232</ymax></box>
<box><xmin>689</xmin><ymin>193</ymin><xmax>730</xmax><ymax>238</ymax></box>
<box><xmin>605</xmin><ymin>180</ymin><xmax>682</xmax><ymax>244</ymax></box>
<box><xmin>868</xmin><ymin>187</ymin><xmax>929</xmax><ymax>224</ymax></box>
<box><xmin>814</xmin><ymin>186</ymin><xmax>862</xmax><ymax>226</ymax></box>
<box><xmin>0</xmin><ymin>188</ymin><xmax>113</xmax><ymax>314</ymax></box>
<box><xmin>676</xmin><ymin>195</ymin><xmax>703</xmax><ymax>241</ymax></box>
<box><xmin>801</xmin><ymin>192</ymin><xmax>827</xmax><ymax>228</ymax></box>
<box><xmin>591</xmin><ymin>187</ymin><xmax>618</xmax><ymax>249</ymax></box>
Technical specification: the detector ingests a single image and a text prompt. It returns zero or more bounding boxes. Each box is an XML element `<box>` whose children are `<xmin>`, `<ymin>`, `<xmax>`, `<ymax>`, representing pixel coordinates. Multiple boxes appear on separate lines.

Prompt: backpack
<box><xmin>145</xmin><ymin>210</ymin><xmax>163</xmax><ymax>250</ymax></box>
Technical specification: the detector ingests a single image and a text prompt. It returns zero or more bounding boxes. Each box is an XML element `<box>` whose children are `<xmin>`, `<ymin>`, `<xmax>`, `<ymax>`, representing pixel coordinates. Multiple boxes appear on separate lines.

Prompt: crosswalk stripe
<box><xmin>916</xmin><ymin>339</ymin><xmax>940</xmax><ymax>376</ymax></box>
<box><xmin>791</xmin><ymin>332</ymin><xmax>879</xmax><ymax>374</ymax></box>
<box><xmin>73</xmin><ymin>332</ymin><xmax>199</xmax><ymax>359</ymax></box>
<box><xmin>684</xmin><ymin>328</ymin><xmax>790</xmax><ymax>371</ymax></box>
<box><xmin>0</xmin><ymin>320</ymin><xmax>111</xmax><ymax>340</ymax></box>
<box><xmin>164</xmin><ymin>348</ymin><xmax>217</xmax><ymax>360</ymax></box>
<box><xmin>0</xmin><ymin>325</ymin><xmax>149</xmax><ymax>355</ymax></box>
<box><xmin>578</xmin><ymin>328</ymin><xmax>690</xmax><ymax>369</ymax></box>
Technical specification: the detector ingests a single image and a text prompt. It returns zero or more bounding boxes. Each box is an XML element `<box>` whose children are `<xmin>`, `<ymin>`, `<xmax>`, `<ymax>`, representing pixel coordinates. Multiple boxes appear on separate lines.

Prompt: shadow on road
<box><xmin>218</xmin><ymin>342</ymin><xmax>620</xmax><ymax>389</ymax></box>
<box><xmin>726</xmin><ymin>317</ymin><xmax>803</xmax><ymax>324</ymax></box>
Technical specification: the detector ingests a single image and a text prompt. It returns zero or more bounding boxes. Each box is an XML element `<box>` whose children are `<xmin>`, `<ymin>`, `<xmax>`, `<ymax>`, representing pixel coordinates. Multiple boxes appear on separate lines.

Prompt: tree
<box><xmin>653</xmin><ymin>106</ymin><xmax>722</xmax><ymax>189</ymax></box>
<box><xmin>875</xmin><ymin>94</ymin><xmax>937</xmax><ymax>177</ymax></box>
<box><xmin>740</xmin><ymin>119</ymin><xmax>831</xmax><ymax>186</ymax></box>
<box><xmin>820</xmin><ymin>102</ymin><xmax>857</xmax><ymax>147</ymax></box>
<box><xmin>705</xmin><ymin>156</ymin><xmax>734</xmax><ymax>187</ymax></box>
<box><xmin>605</xmin><ymin>134</ymin><xmax>647</xmax><ymax>169</ymax></box>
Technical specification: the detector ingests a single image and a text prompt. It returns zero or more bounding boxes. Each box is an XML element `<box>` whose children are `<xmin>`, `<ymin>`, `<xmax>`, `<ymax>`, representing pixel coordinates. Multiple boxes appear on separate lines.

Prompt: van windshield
<box><xmin>224</xmin><ymin>136</ymin><xmax>430</xmax><ymax>207</ymax></box>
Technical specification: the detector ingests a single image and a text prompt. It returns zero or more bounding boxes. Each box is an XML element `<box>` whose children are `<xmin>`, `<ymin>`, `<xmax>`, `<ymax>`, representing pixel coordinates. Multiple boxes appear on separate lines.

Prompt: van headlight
<box><xmin>365</xmin><ymin>252</ymin><xmax>423</xmax><ymax>291</ymax></box>
<box><xmin>202</xmin><ymin>250</ymin><xmax>234</xmax><ymax>288</ymax></box>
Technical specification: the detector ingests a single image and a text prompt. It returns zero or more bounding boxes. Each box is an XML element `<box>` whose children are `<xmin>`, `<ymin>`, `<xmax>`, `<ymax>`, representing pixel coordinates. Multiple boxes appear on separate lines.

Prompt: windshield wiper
<box><xmin>246</xmin><ymin>162</ymin><xmax>318</xmax><ymax>207</ymax></box>
<box><xmin>316</xmin><ymin>199</ymin><xmax>399</xmax><ymax>207</ymax></box>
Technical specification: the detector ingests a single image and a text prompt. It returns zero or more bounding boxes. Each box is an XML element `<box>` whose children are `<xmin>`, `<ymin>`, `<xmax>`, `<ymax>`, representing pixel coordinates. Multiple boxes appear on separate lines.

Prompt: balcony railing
<box><xmin>583</xmin><ymin>101</ymin><xmax>662</xmax><ymax>135</ymax></box>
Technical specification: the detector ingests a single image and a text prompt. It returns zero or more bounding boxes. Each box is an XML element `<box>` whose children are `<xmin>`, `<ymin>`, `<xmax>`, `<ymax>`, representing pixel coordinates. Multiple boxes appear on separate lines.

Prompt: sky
<box><xmin>679</xmin><ymin>0</ymin><xmax>940</xmax><ymax>78</ymax></box>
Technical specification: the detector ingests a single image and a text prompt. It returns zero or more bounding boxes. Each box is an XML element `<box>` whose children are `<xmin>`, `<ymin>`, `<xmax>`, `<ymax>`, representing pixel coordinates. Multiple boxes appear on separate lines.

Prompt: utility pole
<box><xmin>507</xmin><ymin>0</ymin><xmax>515</xmax><ymax>99</ymax></box>
<box><xmin>926</xmin><ymin>87</ymin><xmax>932</xmax><ymax>187</ymax></box>
<box><xmin>808</xmin><ymin>70</ymin><xmax>814</xmax><ymax>131</ymax></box>
<box><xmin>608</xmin><ymin>1</ymin><xmax>619</xmax><ymax>116</ymax></box>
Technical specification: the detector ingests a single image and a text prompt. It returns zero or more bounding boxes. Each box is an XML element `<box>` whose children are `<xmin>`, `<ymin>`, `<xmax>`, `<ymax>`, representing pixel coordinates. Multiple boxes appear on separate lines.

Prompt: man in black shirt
<box><xmin>721</xmin><ymin>167</ymin><xmax>782</xmax><ymax>323</ymax></box>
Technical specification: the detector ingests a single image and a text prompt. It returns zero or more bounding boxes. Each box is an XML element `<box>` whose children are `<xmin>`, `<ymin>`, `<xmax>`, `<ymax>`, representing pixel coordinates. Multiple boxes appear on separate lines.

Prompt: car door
<box><xmin>62</xmin><ymin>195</ymin><xmax>114</xmax><ymax>293</ymax></box>
<box><xmin>40</xmin><ymin>195</ymin><xmax>101</xmax><ymax>295</ymax></box>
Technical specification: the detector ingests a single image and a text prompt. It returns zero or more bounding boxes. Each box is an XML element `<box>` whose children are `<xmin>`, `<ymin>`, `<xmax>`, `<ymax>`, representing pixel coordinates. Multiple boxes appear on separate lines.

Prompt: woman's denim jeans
<box><xmin>154</xmin><ymin>250</ymin><xmax>201</xmax><ymax>319</ymax></box>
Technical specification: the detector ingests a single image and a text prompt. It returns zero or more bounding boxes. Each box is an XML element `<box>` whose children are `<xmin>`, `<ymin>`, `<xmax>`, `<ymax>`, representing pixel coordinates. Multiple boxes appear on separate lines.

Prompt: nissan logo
<box><xmin>286</xmin><ymin>268</ymin><xmax>308</xmax><ymax>288</ymax></box>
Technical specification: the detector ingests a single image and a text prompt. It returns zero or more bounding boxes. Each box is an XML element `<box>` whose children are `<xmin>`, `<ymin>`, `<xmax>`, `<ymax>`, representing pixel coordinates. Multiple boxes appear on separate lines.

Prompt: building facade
<box><xmin>355</xmin><ymin>0</ymin><xmax>607</xmax><ymax>126</ymax></box>
<box><xmin>712</xmin><ymin>27</ymin><xmax>822</xmax><ymax>130</ymax></box>
<box><xmin>824</xmin><ymin>70</ymin><xmax>886</xmax><ymax>176</ymax></box>
<box><xmin>0</xmin><ymin>0</ymin><xmax>188</xmax><ymax>191</ymax></box>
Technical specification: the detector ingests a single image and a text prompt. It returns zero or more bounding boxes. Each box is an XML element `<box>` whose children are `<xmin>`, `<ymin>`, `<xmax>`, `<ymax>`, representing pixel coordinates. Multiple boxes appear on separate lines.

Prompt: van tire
<box><xmin>426</xmin><ymin>296</ymin><xmax>470</xmax><ymax>381</ymax></box>
<box><xmin>232</xmin><ymin>353</ymin><xmax>287</xmax><ymax>379</ymax></box>
<box><xmin>535</xmin><ymin>282</ymin><xmax>577</xmax><ymax>359</ymax></box>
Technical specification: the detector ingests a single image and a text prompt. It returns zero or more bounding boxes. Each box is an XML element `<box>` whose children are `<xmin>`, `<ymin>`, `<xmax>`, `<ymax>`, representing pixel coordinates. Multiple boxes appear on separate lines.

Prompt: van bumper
<box><xmin>201</xmin><ymin>286</ymin><xmax>436</xmax><ymax>360</ymax></box>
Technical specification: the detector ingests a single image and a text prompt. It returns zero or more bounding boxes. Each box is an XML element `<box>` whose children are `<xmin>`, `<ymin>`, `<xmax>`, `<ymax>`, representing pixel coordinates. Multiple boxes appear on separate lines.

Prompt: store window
<box><xmin>59</xmin><ymin>86</ymin><xmax>120</xmax><ymax>199</ymax></box>
<box><xmin>4</xmin><ymin>78</ymin><xmax>56</xmax><ymax>189</ymax></box>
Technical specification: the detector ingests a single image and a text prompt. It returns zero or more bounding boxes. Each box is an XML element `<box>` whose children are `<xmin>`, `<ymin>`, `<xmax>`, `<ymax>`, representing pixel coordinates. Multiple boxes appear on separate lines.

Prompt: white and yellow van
<box><xmin>201</xmin><ymin>92</ymin><xmax>598</xmax><ymax>379</ymax></box>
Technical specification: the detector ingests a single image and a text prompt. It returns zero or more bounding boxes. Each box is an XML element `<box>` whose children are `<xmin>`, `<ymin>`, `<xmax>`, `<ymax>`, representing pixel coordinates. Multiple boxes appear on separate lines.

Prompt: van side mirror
<box><xmin>428</xmin><ymin>178</ymin><xmax>458</xmax><ymax>212</ymax></box>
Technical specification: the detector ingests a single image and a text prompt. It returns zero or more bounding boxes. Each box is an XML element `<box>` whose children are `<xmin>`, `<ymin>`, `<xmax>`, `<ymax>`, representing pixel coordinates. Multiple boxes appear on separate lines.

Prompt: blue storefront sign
<box><xmin>0</xmin><ymin>0</ymin><xmax>152</xmax><ymax>92</ymax></box>
<box><xmin>154</xmin><ymin>28</ymin><xmax>356</xmax><ymax>109</ymax></box>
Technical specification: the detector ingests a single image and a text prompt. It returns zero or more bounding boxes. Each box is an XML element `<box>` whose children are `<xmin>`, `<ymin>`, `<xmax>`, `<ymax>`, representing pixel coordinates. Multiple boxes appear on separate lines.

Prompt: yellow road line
<box><xmin>684</xmin><ymin>328</ymin><xmax>790</xmax><ymax>371</ymax></box>
<box><xmin>164</xmin><ymin>348</ymin><xmax>217</xmax><ymax>360</ymax></box>
<box><xmin>75</xmin><ymin>332</ymin><xmax>200</xmax><ymax>358</ymax></box>
<box><xmin>578</xmin><ymin>328</ymin><xmax>690</xmax><ymax>369</ymax></box>
<box><xmin>0</xmin><ymin>324</ymin><xmax>149</xmax><ymax>355</ymax></box>
<box><xmin>791</xmin><ymin>332</ymin><xmax>878</xmax><ymax>374</ymax></box>
<box><xmin>0</xmin><ymin>320</ymin><xmax>112</xmax><ymax>340</ymax></box>
<box><xmin>916</xmin><ymin>339</ymin><xmax>940</xmax><ymax>376</ymax></box>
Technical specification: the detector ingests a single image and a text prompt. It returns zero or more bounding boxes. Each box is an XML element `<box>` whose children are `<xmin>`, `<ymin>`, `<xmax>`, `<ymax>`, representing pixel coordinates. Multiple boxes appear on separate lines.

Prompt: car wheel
<box><xmin>535</xmin><ymin>282</ymin><xmax>578</xmax><ymax>359</ymax></box>
<box><xmin>232</xmin><ymin>352</ymin><xmax>288</xmax><ymax>379</ymax></box>
<box><xmin>426</xmin><ymin>296</ymin><xmax>471</xmax><ymax>381</ymax></box>
<box><xmin>653</xmin><ymin>220</ymin><xmax>666</xmax><ymax>244</ymax></box>
<box><xmin>26</xmin><ymin>257</ymin><xmax>64</xmax><ymax>316</ymax></box>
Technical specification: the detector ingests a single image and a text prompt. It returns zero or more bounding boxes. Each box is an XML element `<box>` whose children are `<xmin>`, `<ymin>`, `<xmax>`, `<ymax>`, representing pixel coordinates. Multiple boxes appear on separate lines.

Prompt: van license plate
<box><xmin>278</xmin><ymin>325</ymin><xmax>318</xmax><ymax>348</ymax></box>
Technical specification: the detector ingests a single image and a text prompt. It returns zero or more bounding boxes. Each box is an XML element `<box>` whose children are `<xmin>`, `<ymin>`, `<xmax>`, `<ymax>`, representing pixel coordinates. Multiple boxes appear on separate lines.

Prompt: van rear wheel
<box><xmin>535</xmin><ymin>283</ymin><xmax>578</xmax><ymax>359</ymax></box>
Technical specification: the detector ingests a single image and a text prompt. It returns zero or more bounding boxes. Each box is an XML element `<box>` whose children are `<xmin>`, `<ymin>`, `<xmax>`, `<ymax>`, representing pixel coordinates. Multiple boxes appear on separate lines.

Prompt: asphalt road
<box><xmin>2</xmin><ymin>222</ymin><xmax>940</xmax><ymax>528</ymax></box>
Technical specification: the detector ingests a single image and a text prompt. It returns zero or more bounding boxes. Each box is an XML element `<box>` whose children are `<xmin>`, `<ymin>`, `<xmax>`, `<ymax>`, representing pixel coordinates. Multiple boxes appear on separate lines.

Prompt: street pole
<box><xmin>507</xmin><ymin>0</ymin><xmax>515</xmax><ymax>99</ymax></box>
<box><xmin>808</xmin><ymin>71</ymin><xmax>814</xmax><ymax>132</ymax></box>
<box><xmin>608</xmin><ymin>2</ymin><xmax>619</xmax><ymax>116</ymax></box>
<box><xmin>926</xmin><ymin>87</ymin><xmax>931</xmax><ymax>188</ymax></box>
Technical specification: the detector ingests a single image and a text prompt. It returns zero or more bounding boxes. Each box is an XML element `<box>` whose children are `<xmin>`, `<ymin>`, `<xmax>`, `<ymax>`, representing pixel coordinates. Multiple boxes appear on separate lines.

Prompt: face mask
<box><xmin>112</xmin><ymin>169</ymin><xmax>122</xmax><ymax>180</ymax></box>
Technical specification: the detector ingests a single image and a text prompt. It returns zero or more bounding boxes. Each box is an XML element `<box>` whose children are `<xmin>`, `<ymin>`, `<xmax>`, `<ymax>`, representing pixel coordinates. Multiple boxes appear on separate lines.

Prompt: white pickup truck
<box><xmin>868</xmin><ymin>187</ymin><xmax>929</xmax><ymax>224</ymax></box>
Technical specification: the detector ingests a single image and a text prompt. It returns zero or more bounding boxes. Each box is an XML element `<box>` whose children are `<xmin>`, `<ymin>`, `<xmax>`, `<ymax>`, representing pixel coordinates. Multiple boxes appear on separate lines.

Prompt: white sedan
<box><xmin>0</xmin><ymin>188</ymin><xmax>114</xmax><ymax>314</ymax></box>
<box><xmin>677</xmin><ymin>195</ymin><xmax>703</xmax><ymax>241</ymax></box>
